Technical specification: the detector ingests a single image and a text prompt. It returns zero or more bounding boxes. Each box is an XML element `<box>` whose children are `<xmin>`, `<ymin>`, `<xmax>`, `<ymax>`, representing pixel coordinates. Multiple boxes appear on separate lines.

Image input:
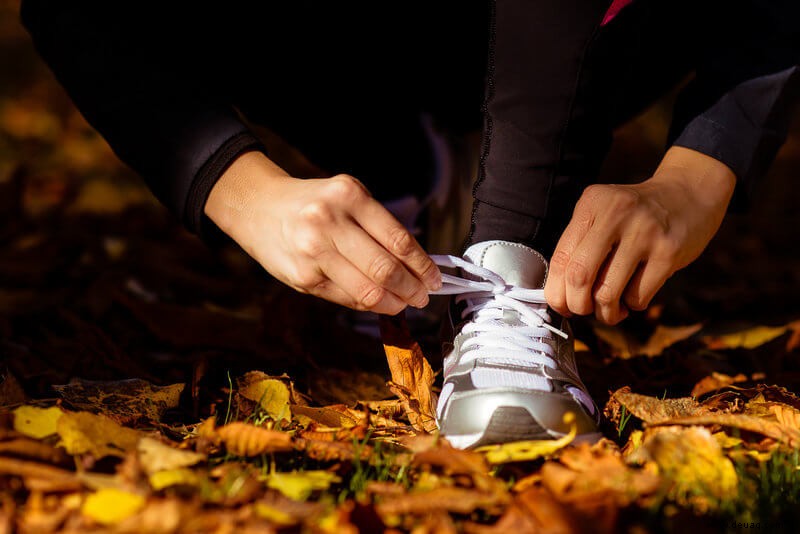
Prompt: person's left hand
<box><xmin>544</xmin><ymin>146</ymin><xmax>736</xmax><ymax>325</ymax></box>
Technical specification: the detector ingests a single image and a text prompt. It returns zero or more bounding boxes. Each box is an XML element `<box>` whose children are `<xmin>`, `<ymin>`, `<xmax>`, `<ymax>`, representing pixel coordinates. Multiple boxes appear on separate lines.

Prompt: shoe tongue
<box><xmin>463</xmin><ymin>240</ymin><xmax>549</xmax><ymax>289</ymax></box>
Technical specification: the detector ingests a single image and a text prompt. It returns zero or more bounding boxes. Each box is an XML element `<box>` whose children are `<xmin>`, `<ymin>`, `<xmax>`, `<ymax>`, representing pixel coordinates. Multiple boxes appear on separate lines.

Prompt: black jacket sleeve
<box><xmin>20</xmin><ymin>1</ymin><xmax>265</xmax><ymax>235</ymax></box>
<box><xmin>669</xmin><ymin>0</ymin><xmax>800</xmax><ymax>200</ymax></box>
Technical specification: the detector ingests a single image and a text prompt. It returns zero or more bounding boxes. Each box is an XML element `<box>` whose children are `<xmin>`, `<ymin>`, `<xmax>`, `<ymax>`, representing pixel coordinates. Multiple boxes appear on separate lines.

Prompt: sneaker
<box><xmin>430</xmin><ymin>240</ymin><xmax>601</xmax><ymax>449</ymax></box>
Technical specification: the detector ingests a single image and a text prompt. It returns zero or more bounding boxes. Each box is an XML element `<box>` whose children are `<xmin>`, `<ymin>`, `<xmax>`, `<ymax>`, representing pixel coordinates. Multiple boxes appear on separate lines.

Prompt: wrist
<box><xmin>204</xmin><ymin>151</ymin><xmax>291</xmax><ymax>237</ymax></box>
<box><xmin>651</xmin><ymin>146</ymin><xmax>736</xmax><ymax>208</ymax></box>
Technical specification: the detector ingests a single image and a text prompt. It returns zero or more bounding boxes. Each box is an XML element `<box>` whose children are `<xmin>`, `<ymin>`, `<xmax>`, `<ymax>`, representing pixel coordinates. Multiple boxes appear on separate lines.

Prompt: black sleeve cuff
<box><xmin>669</xmin><ymin>66</ymin><xmax>799</xmax><ymax>208</ymax></box>
<box><xmin>182</xmin><ymin>130</ymin><xmax>266</xmax><ymax>238</ymax></box>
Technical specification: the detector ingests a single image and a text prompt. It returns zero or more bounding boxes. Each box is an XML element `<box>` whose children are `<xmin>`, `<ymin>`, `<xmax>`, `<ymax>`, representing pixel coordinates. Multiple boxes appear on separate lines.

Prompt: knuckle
<box><xmin>566</xmin><ymin>260</ymin><xmax>590</xmax><ymax>288</ymax></box>
<box><xmin>289</xmin><ymin>268</ymin><xmax>324</xmax><ymax>291</ymax></box>
<box><xmin>359</xmin><ymin>284</ymin><xmax>386</xmax><ymax>310</ymax></box>
<box><xmin>369</xmin><ymin>256</ymin><xmax>402</xmax><ymax>285</ymax></box>
<box><xmin>594</xmin><ymin>282</ymin><xmax>617</xmax><ymax>306</ymax></box>
<box><xmin>550</xmin><ymin>250</ymin><xmax>571</xmax><ymax>272</ymax></box>
<box><xmin>655</xmin><ymin>235</ymin><xmax>682</xmax><ymax>262</ymax></box>
<box><xmin>610</xmin><ymin>187</ymin><xmax>640</xmax><ymax>212</ymax></box>
<box><xmin>328</xmin><ymin>174</ymin><xmax>365</xmax><ymax>201</ymax></box>
<box><xmin>299</xmin><ymin>201</ymin><xmax>334</xmax><ymax>225</ymax></box>
<box><xmin>294</xmin><ymin>232</ymin><xmax>327</xmax><ymax>259</ymax></box>
<box><xmin>389</xmin><ymin>227</ymin><xmax>415</xmax><ymax>257</ymax></box>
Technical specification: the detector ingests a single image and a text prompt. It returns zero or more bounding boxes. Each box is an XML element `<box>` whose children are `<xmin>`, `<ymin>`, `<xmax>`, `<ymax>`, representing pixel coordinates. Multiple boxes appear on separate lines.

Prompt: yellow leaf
<box><xmin>635</xmin><ymin>427</ymin><xmax>737</xmax><ymax>512</ymax></box>
<box><xmin>595</xmin><ymin>324</ymin><xmax>702</xmax><ymax>359</ymax></box>
<box><xmin>703</xmin><ymin>325</ymin><xmax>788</xmax><ymax>350</ymax></box>
<box><xmin>265</xmin><ymin>471</ymin><xmax>340</xmax><ymax>501</ymax></box>
<box><xmin>476</xmin><ymin>412</ymin><xmax>577</xmax><ymax>464</ymax></box>
<box><xmin>57</xmin><ymin>411</ymin><xmax>141</xmax><ymax>458</ymax></box>
<box><xmin>254</xmin><ymin>503</ymin><xmax>296</xmax><ymax>526</ymax></box>
<box><xmin>82</xmin><ymin>488</ymin><xmax>145</xmax><ymax>525</ymax></box>
<box><xmin>137</xmin><ymin>437</ymin><xmax>205</xmax><ymax>474</ymax></box>
<box><xmin>713</xmin><ymin>431</ymin><xmax>744</xmax><ymax>449</ymax></box>
<box><xmin>13</xmin><ymin>406</ymin><xmax>63</xmax><ymax>439</ymax></box>
<box><xmin>238</xmin><ymin>375</ymin><xmax>291</xmax><ymax>424</ymax></box>
<box><xmin>148</xmin><ymin>468</ymin><xmax>200</xmax><ymax>491</ymax></box>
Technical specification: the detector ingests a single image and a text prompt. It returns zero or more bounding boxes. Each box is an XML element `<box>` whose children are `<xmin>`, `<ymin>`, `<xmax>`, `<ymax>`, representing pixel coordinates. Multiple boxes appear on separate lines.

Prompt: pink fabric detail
<box><xmin>601</xmin><ymin>0</ymin><xmax>635</xmax><ymax>26</ymax></box>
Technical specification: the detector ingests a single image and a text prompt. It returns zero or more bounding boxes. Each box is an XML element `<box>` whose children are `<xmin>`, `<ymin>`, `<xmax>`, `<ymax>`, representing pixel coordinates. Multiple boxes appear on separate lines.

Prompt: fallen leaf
<box><xmin>265</xmin><ymin>471</ymin><xmax>340</xmax><ymax>501</ymax></box>
<box><xmin>691</xmin><ymin>372</ymin><xmax>749</xmax><ymax>398</ymax></box>
<box><xmin>13</xmin><ymin>405</ymin><xmax>62</xmax><ymax>439</ymax></box>
<box><xmin>380</xmin><ymin>313</ymin><xmax>438</xmax><ymax>433</ymax></box>
<box><xmin>629</xmin><ymin>426</ymin><xmax>737</xmax><ymax>512</ymax></box>
<box><xmin>651</xmin><ymin>413</ymin><xmax>800</xmax><ymax>447</ymax></box>
<box><xmin>254</xmin><ymin>502</ymin><xmax>297</xmax><ymax>526</ymax></box>
<box><xmin>53</xmin><ymin>378</ymin><xmax>183</xmax><ymax>424</ymax></box>
<box><xmin>466</xmin><ymin>487</ymin><xmax>581</xmax><ymax>534</ymax></box>
<box><xmin>237</xmin><ymin>372</ymin><xmax>292</xmax><ymax>424</ymax></box>
<box><xmin>703</xmin><ymin>325</ymin><xmax>788</xmax><ymax>350</ymax></box>
<box><xmin>476</xmin><ymin>413</ymin><xmax>578</xmax><ymax>464</ymax></box>
<box><xmin>540</xmin><ymin>444</ymin><xmax>660</xmax><ymax>507</ymax></box>
<box><xmin>149</xmin><ymin>468</ymin><xmax>201</xmax><ymax>491</ymax></box>
<box><xmin>376</xmin><ymin>487</ymin><xmax>506</xmax><ymax>517</ymax></box>
<box><xmin>56</xmin><ymin>411</ymin><xmax>141</xmax><ymax>458</ymax></box>
<box><xmin>137</xmin><ymin>437</ymin><xmax>205</xmax><ymax>474</ymax></box>
<box><xmin>82</xmin><ymin>488</ymin><xmax>145</xmax><ymax>526</ymax></box>
<box><xmin>217</xmin><ymin>422</ymin><xmax>293</xmax><ymax>457</ymax></box>
<box><xmin>594</xmin><ymin>323</ymin><xmax>702</xmax><ymax>359</ymax></box>
<box><xmin>295</xmin><ymin>437</ymin><xmax>371</xmax><ymax>462</ymax></box>
<box><xmin>291</xmin><ymin>404</ymin><xmax>361</xmax><ymax>429</ymax></box>
<box><xmin>607</xmin><ymin>388</ymin><xmax>709</xmax><ymax>425</ymax></box>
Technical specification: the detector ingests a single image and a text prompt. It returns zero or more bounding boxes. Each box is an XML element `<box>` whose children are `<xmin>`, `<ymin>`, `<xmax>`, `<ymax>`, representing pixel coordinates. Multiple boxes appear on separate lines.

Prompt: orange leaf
<box><xmin>217</xmin><ymin>423</ymin><xmax>293</xmax><ymax>457</ymax></box>
<box><xmin>379</xmin><ymin>313</ymin><xmax>438</xmax><ymax>433</ymax></box>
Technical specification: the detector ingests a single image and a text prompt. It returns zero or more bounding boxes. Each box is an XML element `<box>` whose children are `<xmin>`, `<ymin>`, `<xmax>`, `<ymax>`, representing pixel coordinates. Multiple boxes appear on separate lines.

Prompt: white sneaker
<box><xmin>430</xmin><ymin>240</ymin><xmax>601</xmax><ymax>449</ymax></box>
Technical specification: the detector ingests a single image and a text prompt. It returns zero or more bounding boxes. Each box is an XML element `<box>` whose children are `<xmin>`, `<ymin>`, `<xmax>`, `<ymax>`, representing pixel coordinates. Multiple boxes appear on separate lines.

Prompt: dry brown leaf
<box><xmin>376</xmin><ymin>487</ymin><xmax>506</xmax><ymax>517</ymax></box>
<box><xmin>607</xmin><ymin>388</ymin><xmax>710</xmax><ymax>425</ymax></box>
<box><xmin>290</xmin><ymin>404</ymin><xmax>363</xmax><ymax>429</ymax></box>
<box><xmin>0</xmin><ymin>438</ymin><xmax>70</xmax><ymax>465</ymax></box>
<box><xmin>137</xmin><ymin>437</ymin><xmax>205</xmax><ymax>474</ymax></box>
<box><xmin>294</xmin><ymin>437</ymin><xmax>371</xmax><ymax>462</ymax></box>
<box><xmin>217</xmin><ymin>422</ymin><xmax>293</xmax><ymax>457</ymax></box>
<box><xmin>691</xmin><ymin>372</ymin><xmax>749</xmax><ymax>398</ymax></box>
<box><xmin>651</xmin><ymin>413</ymin><xmax>800</xmax><ymax>447</ymax></box>
<box><xmin>463</xmin><ymin>487</ymin><xmax>581</xmax><ymax>534</ymax></box>
<box><xmin>56</xmin><ymin>411</ymin><xmax>141</xmax><ymax>458</ymax></box>
<box><xmin>380</xmin><ymin>314</ymin><xmax>438</xmax><ymax>433</ymax></box>
<box><xmin>412</xmin><ymin>443</ymin><xmax>490</xmax><ymax>476</ymax></box>
<box><xmin>594</xmin><ymin>323</ymin><xmax>702</xmax><ymax>359</ymax></box>
<box><xmin>53</xmin><ymin>378</ymin><xmax>183</xmax><ymax>425</ymax></box>
<box><xmin>0</xmin><ymin>457</ymin><xmax>81</xmax><ymax>490</ymax></box>
<box><xmin>540</xmin><ymin>445</ymin><xmax>660</xmax><ymax>507</ymax></box>
<box><xmin>771</xmin><ymin>404</ymin><xmax>800</xmax><ymax>430</ymax></box>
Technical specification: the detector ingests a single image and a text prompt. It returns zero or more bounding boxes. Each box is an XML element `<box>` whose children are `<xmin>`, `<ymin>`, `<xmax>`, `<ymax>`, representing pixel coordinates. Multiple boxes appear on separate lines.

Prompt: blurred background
<box><xmin>1</xmin><ymin>0</ymin><xmax>798</xmax><ymax>414</ymax></box>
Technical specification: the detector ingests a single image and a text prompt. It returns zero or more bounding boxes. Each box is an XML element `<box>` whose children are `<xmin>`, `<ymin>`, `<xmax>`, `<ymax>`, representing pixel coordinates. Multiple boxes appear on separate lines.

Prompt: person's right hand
<box><xmin>205</xmin><ymin>151</ymin><xmax>441</xmax><ymax>315</ymax></box>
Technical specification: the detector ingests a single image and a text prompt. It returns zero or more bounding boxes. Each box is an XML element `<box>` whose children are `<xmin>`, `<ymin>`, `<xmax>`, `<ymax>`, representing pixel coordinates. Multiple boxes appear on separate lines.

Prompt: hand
<box><xmin>205</xmin><ymin>151</ymin><xmax>441</xmax><ymax>315</ymax></box>
<box><xmin>544</xmin><ymin>146</ymin><xmax>736</xmax><ymax>324</ymax></box>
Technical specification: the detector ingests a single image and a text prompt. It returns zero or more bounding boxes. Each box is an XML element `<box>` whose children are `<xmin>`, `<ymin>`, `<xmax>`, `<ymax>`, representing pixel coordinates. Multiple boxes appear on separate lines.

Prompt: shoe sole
<box><xmin>445</xmin><ymin>406</ymin><xmax>602</xmax><ymax>449</ymax></box>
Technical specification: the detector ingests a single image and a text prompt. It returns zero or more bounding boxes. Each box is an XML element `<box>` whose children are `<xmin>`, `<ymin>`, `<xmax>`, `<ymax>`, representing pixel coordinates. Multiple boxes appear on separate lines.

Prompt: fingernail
<box><xmin>414</xmin><ymin>294</ymin><xmax>430</xmax><ymax>309</ymax></box>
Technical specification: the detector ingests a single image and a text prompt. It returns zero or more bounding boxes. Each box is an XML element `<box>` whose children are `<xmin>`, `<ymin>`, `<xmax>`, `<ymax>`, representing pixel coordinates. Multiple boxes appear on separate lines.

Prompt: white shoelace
<box><xmin>429</xmin><ymin>255</ymin><xmax>568</xmax><ymax>369</ymax></box>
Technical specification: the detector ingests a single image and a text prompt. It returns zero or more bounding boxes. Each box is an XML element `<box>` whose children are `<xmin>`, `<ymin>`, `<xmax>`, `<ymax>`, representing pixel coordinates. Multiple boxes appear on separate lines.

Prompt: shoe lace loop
<box><xmin>428</xmin><ymin>255</ymin><xmax>568</xmax><ymax>368</ymax></box>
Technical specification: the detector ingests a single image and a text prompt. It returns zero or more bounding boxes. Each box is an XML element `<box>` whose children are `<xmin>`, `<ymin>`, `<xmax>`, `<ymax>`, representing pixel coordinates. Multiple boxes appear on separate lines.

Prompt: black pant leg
<box><xmin>467</xmin><ymin>0</ymin><xmax>698</xmax><ymax>256</ymax></box>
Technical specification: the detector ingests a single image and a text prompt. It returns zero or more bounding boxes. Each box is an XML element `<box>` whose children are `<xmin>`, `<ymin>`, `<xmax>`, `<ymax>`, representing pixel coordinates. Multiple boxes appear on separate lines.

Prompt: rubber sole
<box><xmin>445</xmin><ymin>406</ymin><xmax>602</xmax><ymax>449</ymax></box>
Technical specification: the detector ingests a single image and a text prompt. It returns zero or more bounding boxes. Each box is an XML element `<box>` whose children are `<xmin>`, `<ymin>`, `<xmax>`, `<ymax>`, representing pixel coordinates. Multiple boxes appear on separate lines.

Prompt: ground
<box><xmin>1</xmin><ymin>1</ymin><xmax>800</xmax><ymax>532</ymax></box>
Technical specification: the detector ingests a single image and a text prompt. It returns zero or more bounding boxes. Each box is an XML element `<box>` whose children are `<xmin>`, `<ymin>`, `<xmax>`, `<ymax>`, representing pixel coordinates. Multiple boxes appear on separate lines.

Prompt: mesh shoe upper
<box><xmin>430</xmin><ymin>240</ymin><xmax>600</xmax><ymax>449</ymax></box>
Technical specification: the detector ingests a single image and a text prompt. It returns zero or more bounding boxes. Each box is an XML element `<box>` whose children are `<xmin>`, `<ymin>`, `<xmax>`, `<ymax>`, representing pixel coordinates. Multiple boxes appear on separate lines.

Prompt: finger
<box><xmin>592</xmin><ymin>243</ymin><xmax>642</xmax><ymax>325</ymax></box>
<box><xmin>563</xmin><ymin>223</ymin><xmax>617</xmax><ymax>316</ymax></box>
<box><xmin>622</xmin><ymin>260</ymin><xmax>673</xmax><ymax>311</ymax></box>
<box><xmin>314</xmin><ymin>250</ymin><xmax>407</xmax><ymax>315</ymax></box>
<box><xmin>352</xmin><ymin>199</ymin><xmax>441</xmax><ymax>291</ymax></box>
<box><xmin>333</xmin><ymin>222</ymin><xmax>429</xmax><ymax>308</ymax></box>
<box><xmin>545</xmin><ymin>209</ymin><xmax>595</xmax><ymax>316</ymax></box>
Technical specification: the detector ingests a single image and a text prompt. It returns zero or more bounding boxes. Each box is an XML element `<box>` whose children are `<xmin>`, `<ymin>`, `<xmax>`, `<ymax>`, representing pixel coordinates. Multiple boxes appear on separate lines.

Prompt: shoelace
<box><xmin>428</xmin><ymin>255</ymin><xmax>568</xmax><ymax>369</ymax></box>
